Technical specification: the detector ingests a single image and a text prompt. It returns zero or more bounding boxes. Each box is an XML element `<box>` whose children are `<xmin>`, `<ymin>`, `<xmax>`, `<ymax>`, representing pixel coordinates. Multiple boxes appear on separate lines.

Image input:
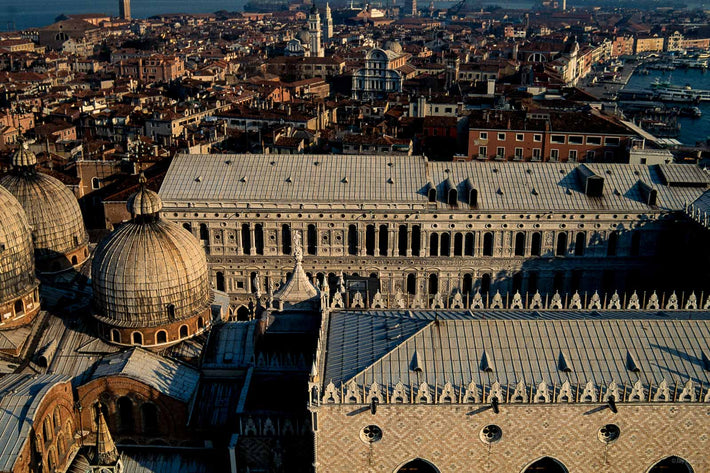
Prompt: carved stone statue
<box><xmin>293</xmin><ymin>230</ymin><xmax>303</xmax><ymax>264</ymax></box>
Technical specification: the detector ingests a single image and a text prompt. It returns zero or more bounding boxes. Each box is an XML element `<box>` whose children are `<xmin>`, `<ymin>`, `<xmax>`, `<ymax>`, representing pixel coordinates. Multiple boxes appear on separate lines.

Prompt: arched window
<box><xmin>397</xmin><ymin>458</ymin><xmax>439</xmax><ymax>473</ymax></box>
<box><xmin>183</xmin><ymin>222</ymin><xmax>192</xmax><ymax>233</ymax></box>
<box><xmin>398</xmin><ymin>225</ymin><xmax>408</xmax><ymax>256</ymax></box>
<box><xmin>463</xmin><ymin>274</ymin><xmax>473</xmax><ymax>294</ymax></box>
<box><xmin>91</xmin><ymin>177</ymin><xmax>100</xmax><ymax>190</ymax></box>
<box><xmin>453</xmin><ymin>233</ymin><xmax>463</xmax><ymax>256</ymax></box>
<box><xmin>553</xmin><ymin>271</ymin><xmax>565</xmax><ymax>292</ymax></box>
<box><xmin>440</xmin><ymin>233</ymin><xmax>451</xmax><ymax>256</ymax></box>
<box><xmin>117</xmin><ymin>397</ymin><xmax>134</xmax><ymax>433</ymax></box>
<box><xmin>110</xmin><ymin>329</ymin><xmax>120</xmax><ymax>343</ymax></box>
<box><xmin>241</xmin><ymin>224</ymin><xmax>251</xmax><ymax>254</ymax></box>
<box><xmin>468</xmin><ymin>188</ymin><xmax>478</xmax><ymax>207</ymax></box>
<box><xmin>47</xmin><ymin>448</ymin><xmax>56</xmax><ymax>471</ymax></box>
<box><xmin>156</xmin><ymin>330</ymin><xmax>167</xmax><ymax>344</ymax></box>
<box><xmin>574</xmin><ymin>232</ymin><xmax>585</xmax><ymax>256</ymax></box>
<box><xmin>406</xmin><ymin>274</ymin><xmax>417</xmax><ymax>295</ymax></box>
<box><xmin>447</xmin><ymin>188</ymin><xmax>458</xmax><ymax>206</ymax></box>
<box><xmin>428</xmin><ymin>274</ymin><xmax>438</xmax><ymax>295</ymax></box>
<box><xmin>132</xmin><ymin>332</ymin><xmax>143</xmax><ymax>345</ymax></box>
<box><xmin>65</xmin><ymin>419</ymin><xmax>73</xmax><ymax>441</ymax></box>
<box><xmin>523</xmin><ymin>457</ymin><xmax>569</xmax><ymax>473</ymax></box>
<box><xmin>480</xmin><ymin>273</ymin><xmax>491</xmax><ymax>294</ymax></box>
<box><xmin>365</xmin><ymin>225</ymin><xmax>375</xmax><ymax>256</ymax></box>
<box><xmin>348</xmin><ymin>225</ymin><xmax>358</xmax><ymax>255</ymax></box>
<box><xmin>528</xmin><ymin>271</ymin><xmax>538</xmax><ymax>293</ymax></box>
<box><xmin>464</xmin><ymin>232</ymin><xmax>474</xmax><ymax>256</ymax></box>
<box><xmin>166</xmin><ymin>304</ymin><xmax>175</xmax><ymax>320</ymax></box>
<box><xmin>198</xmin><ymin>317</ymin><xmax>205</xmax><ymax>329</ymax></box>
<box><xmin>44</xmin><ymin>417</ymin><xmax>53</xmax><ymax>442</ymax></box>
<box><xmin>179</xmin><ymin>325</ymin><xmax>189</xmax><ymax>338</ymax></box>
<box><xmin>411</xmin><ymin>225</ymin><xmax>421</xmax><ymax>256</ymax></box>
<box><xmin>556</xmin><ymin>232</ymin><xmax>568</xmax><ymax>256</ymax></box>
<box><xmin>648</xmin><ymin>456</ymin><xmax>693</xmax><ymax>473</ymax></box>
<box><xmin>53</xmin><ymin>407</ymin><xmax>61</xmax><ymax>430</ymax></box>
<box><xmin>530</xmin><ymin>232</ymin><xmax>542</xmax><ymax>256</ymax></box>
<box><xmin>307</xmin><ymin>224</ymin><xmax>317</xmax><ymax>255</ymax></box>
<box><xmin>57</xmin><ymin>433</ymin><xmax>65</xmax><ymax>457</ymax></box>
<box><xmin>378</xmin><ymin>224</ymin><xmax>388</xmax><ymax>256</ymax></box>
<box><xmin>199</xmin><ymin>223</ymin><xmax>209</xmax><ymax>241</ymax></box>
<box><xmin>236</xmin><ymin>306</ymin><xmax>250</xmax><ymax>321</ymax></box>
<box><xmin>483</xmin><ymin>232</ymin><xmax>494</xmax><ymax>256</ymax></box>
<box><xmin>514</xmin><ymin>232</ymin><xmax>525</xmax><ymax>256</ymax></box>
<box><xmin>254</xmin><ymin>224</ymin><xmax>264</xmax><ymax>255</ymax></box>
<box><xmin>512</xmin><ymin>272</ymin><xmax>523</xmax><ymax>293</ymax></box>
<box><xmin>14</xmin><ymin>300</ymin><xmax>23</xmax><ymax>316</ymax></box>
<box><xmin>429</xmin><ymin>233</ymin><xmax>439</xmax><ymax>256</ymax></box>
<box><xmin>140</xmin><ymin>403</ymin><xmax>159</xmax><ymax>435</ymax></box>
<box><xmin>630</xmin><ymin>231</ymin><xmax>641</xmax><ymax>256</ymax></box>
<box><xmin>71</xmin><ymin>255</ymin><xmax>78</xmax><ymax>265</ymax></box>
<box><xmin>427</xmin><ymin>187</ymin><xmax>437</xmax><ymax>203</ymax></box>
<box><xmin>216</xmin><ymin>271</ymin><xmax>225</xmax><ymax>291</ymax></box>
<box><xmin>607</xmin><ymin>231</ymin><xmax>618</xmax><ymax>256</ymax></box>
<box><xmin>282</xmin><ymin>224</ymin><xmax>292</xmax><ymax>254</ymax></box>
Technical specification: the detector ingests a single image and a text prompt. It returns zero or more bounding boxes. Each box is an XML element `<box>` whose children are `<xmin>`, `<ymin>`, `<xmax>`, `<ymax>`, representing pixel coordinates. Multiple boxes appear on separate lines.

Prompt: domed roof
<box><xmin>296</xmin><ymin>29</ymin><xmax>311</xmax><ymax>44</ymax></box>
<box><xmin>0</xmin><ymin>170</ymin><xmax>88</xmax><ymax>262</ymax></box>
<box><xmin>91</xmin><ymin>189</ymin><xmax>212</xmax><ymax>328</ymax></box>
<box><xmin>12</xmin><ymin>142</ymin><xmax>37</xmax><ymax>167</ymax></box>
<box><xmin>0</xmin><ymin>185</ymin><xmax>38</xmax><ymax>306</ymax></box>
<box><xmin>126</xmin><ymin>177</ymin><xmax>163</xmax><ymax>216</ymax></box>
<box><xmin>384</xmin><ymin>40</ymin><xmax>403</xmax><ymax>54</ymax></box>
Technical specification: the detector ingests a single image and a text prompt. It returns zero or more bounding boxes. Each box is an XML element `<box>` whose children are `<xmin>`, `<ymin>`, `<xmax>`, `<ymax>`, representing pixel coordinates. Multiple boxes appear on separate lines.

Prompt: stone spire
<box><xmin>273</xmin><ymin>230</ymin><xmax>318</xmax><ymax>308</ymax></box>
<box><xmin>90</xmin><ymin>403</ymin><xmax>121</xmax><ymax>469</ymax></box>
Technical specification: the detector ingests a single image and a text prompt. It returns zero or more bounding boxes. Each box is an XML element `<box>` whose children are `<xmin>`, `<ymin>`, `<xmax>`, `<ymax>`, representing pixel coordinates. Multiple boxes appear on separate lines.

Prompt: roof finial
<box><xmin>138</xmin><ymin>172</ymin><xmax>147</xmax><ymax>187</ymax></box>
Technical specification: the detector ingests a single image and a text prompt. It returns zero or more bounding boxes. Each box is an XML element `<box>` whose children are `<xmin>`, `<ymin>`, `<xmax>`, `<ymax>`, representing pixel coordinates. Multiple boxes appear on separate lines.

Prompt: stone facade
<box><xmin>311</xmin><ymin>403</ymin><xmax>709</xmax><ymax>472</ymax></box>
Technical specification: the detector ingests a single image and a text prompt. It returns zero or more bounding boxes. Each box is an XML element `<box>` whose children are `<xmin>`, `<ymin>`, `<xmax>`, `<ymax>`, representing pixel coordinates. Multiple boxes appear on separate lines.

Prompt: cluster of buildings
<box><xmin>0</xmin><ymin>1</ymin><xmax>710</xmax><ymax>472</ymax></box>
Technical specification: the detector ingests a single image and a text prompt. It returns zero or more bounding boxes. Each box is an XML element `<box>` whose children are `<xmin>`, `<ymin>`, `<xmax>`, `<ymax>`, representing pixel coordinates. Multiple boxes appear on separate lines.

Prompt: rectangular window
<box><xmin>445</xmin><ymin>107</ymin><xmax>452</xmax><ymax>113</ymax></box>
<box><xmin>586</xmin><ymin>136</ymin><xmax>602</xmax><ymax>145</ymax></box>
<box><xmin>550</xmin><ymin>135</ymin><xmax>565</xmax><ymax>144</ymax></box>
<box><xmin>479</xmin><ymin>146</ymin><xmax>487</xmax><ymax>157</ymax></box>
<box><xmin>497</xmin><ymin>133</ymin><xmax>506</xmax><ymax>140</ymax></box>
<box><xmin>496</xmin><ymin>147</ymin><xmax>505</xmax><ymax>158</ymax></box>
<box><xmin>550</xmin><ymin>149</ymin><xmax>559</xmax><ymax>160</ymax></box>
<box><xmin>568</xmin><ymin>135</ymin><xmax>583</xmax><ymax>145</ymax></box>
<box><xmin>605</xmin><ymin>137</ymin><xmax>620</xmax><ymax>146</ymax></box>
<box><xmin>533</xmin><ymin>134</ymin><xmax>542</xmax><ymax>142</ymax></box>
<box><xmin>532</xmin><ymin>148</ymin><xmax>541</xmax><ymax>159</ymax></box>
<box><xmin>516</xmin><ymin>133</ymin><xmax>524</xmax><ymax>141</ymax></box>
<box><xmin>586</xmin><ymin>150</ymin><xmax>595</xmax><ymax>160</ymax></box>
<box><xmin>515</xmin><ymin>147</ymin><xmax>524</xmax><ymax>158</ymax></box>
<box><xmin>569</xmin><ymin>149</ymin><xmax>577</xmax><ymax>160</ymax></box>
<box><xmin>480</xmin><ymin>132</ymin><xmax>488</xmax><ymax>140</ymax></box>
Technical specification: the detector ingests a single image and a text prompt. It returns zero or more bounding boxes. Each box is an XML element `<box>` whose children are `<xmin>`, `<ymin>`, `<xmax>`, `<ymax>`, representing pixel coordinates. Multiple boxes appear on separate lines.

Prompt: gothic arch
<box><xmin>394</xmin><ymin>458</ymin><xmax>441</xmax><ymax>473</ymax></box>
<box><xmin>646</xmin><ymin>456</ymin><xmax>694</xmax><ymax>473</ymax></box>
<box><xmin>521</xmin><ymin>457</ymin><xmax>569</xmax><ymax>473</ymax></box>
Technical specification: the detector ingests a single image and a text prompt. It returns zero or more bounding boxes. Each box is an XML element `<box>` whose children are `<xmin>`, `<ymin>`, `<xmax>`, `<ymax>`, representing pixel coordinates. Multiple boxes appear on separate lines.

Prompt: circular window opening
<box><xmin>480</xmin><ymin>424</ymin><xmax>502</xmax><ymax>444</ymax></box>
<box><xmin>360</xmin><ymin>425</ymin><xmax>382</xmax><ymax>443</ymax></box>
<box><xmin>598</xmin><ymin>424</ymin><xmax>620</xmax><ymax>443</ymax></box>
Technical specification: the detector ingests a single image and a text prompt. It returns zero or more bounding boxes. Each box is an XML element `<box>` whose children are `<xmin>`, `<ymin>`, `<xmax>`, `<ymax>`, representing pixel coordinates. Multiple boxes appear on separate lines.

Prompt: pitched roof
<box><xmin>160</xmin><ymin>154</ymin><xmax>709</xmax><ymax>212</ymax></box>
<box><xmin>321</xmin><ymin>310</ymin><xmax>710</xmax><ymax>393</ymax></box>
<box><xmin>0</xmin><ymin>374</ymin><xmax>71</xmax><ymax>472</ymax></box>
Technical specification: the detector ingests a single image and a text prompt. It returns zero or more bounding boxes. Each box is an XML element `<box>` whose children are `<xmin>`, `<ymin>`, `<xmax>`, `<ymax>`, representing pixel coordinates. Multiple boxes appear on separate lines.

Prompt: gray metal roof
<box><xmin>91</xmin><ymin>348</ymin><xmax>200</xmax><ymax>403</ymax></box>
<box><xmin>202</xmin><ymin>321</ymin><xmax>256</xmax><ymax>369</ymax></box>
<box><xmin>322</xmin><ymin>310</ymin><xmax>710</xmax><ymax>393</ymax></box>
<box><xmin>0</xmin><ymin>374</ymin><xmax>71</xmax><ymax>472</ymax></box>
<box><xmin>159</xmin><ymin>154</ymin><xmax>709</xmax><ymax>212</ymax></box>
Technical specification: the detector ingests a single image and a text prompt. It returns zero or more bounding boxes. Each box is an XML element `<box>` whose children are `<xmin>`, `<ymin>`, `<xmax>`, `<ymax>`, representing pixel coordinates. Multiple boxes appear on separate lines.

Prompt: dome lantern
<box><xmin>12</xmin><ymin>139</ymin><xmax>37</xmax><ymax>169</ymax></box>
<box><xmin>126</xmin><ymin>173</ymin><xmax>163</xmax><ymax>218</ymax></box>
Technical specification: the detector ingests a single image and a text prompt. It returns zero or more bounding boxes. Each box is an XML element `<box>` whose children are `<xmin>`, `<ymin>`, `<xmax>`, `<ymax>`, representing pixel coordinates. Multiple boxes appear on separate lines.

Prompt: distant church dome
<box><xmin>296</xmin><ymin>29</ymin><xmax>311</xmax><ymax>44</ymax></box>
<box><xmin>91</xmin><ymin>177</ymin><xmax>213</xmax><ymax>347</ymax></box>
<box><xmin>0</xmin><ymin>184</ymin><xmax>40</xmax><ymax>330</ymax></box>
<box><xmin>384</xmin><ymin>40</ymin><xmax>403</xmax><ymax>54</ymax></box>
<box><xmin>0</xmin><ymin>142</ymin><xmax>89</xmax><ymax>273</ymax></box>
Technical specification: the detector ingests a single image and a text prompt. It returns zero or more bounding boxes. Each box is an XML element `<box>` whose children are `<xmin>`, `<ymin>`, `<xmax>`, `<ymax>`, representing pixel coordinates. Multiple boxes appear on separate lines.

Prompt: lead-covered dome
<box><xmin>0</xmin><ymin>184</ymin><xmax>40</xmax><ymax>329</ymax></box>
<box><xmin>0</xmin><ymin>143</ymin><xmax>88</xmax><ymax>273</ymax></box>
<box><xmin>91</xmin><ymin>181</ymin><xmax>212</xmax><ymax>346</ymax></box>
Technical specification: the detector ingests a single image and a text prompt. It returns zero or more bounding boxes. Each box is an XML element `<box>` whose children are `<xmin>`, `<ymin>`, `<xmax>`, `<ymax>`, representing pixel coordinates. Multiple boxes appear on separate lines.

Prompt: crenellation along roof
<box><xmin>160</xmin><ymin>154</ymin><xmax>710</xmax><ymax>212</ymax></box>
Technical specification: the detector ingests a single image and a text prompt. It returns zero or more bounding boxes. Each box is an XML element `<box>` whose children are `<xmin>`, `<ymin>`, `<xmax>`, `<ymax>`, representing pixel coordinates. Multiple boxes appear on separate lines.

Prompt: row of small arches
<box><xmin>109</xmin><ymin>318</ymin><xmax>205</xmax><ymax>346</ymax></box>
<box><xmin>394</xmin><ymin>456</ymin><xmax>693</xmax><ymax>473</ymax></box>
